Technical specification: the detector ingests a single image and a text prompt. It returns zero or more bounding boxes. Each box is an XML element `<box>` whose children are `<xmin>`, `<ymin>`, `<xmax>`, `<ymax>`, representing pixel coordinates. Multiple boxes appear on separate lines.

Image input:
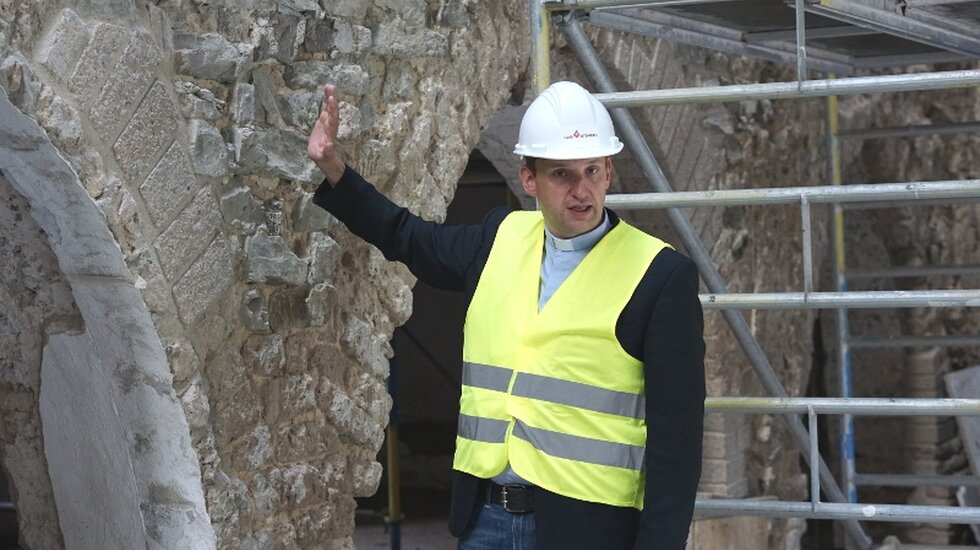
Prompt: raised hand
<box><xmin>308</xmin><ymin>84</ymin><xmax>346</xmax><ymax>186</ymax></box>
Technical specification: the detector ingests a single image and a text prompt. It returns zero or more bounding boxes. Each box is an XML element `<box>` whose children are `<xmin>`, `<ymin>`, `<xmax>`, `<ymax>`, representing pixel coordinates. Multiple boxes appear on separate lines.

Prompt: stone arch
<box><xmin>0</xmin><ymin>85</ymin><xmax>215</xmax><ymax>548</ymax></box>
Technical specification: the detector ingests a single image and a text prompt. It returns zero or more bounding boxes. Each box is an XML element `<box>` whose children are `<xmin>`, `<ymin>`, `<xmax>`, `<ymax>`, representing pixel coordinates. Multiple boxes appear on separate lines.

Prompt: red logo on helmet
<box><xmin>564</xmin><ymin>129</ymin><xmax>598</xmax><ymax>140</ymax></box>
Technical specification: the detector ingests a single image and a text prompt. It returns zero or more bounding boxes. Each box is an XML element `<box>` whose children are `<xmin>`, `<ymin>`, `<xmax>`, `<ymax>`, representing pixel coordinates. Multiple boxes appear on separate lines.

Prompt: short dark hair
<box><xmin>524</xmin><ymin>156</ymin><xmax>539</xmax><ymax>175</ymax></box>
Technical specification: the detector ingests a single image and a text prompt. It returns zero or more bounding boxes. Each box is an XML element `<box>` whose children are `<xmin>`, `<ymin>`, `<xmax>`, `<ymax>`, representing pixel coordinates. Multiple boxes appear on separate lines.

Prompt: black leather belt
<box><xmin>488</xmin><ymin>482</ymin><xmax>535</xmax><ymax>513</ymax></box>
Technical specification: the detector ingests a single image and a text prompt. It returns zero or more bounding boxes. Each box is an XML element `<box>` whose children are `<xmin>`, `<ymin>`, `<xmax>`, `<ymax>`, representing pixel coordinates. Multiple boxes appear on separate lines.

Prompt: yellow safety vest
<box><xmin>453</xmin><ymin>211</ymin><xmax>670</xmax><ymax>509</ymax></box>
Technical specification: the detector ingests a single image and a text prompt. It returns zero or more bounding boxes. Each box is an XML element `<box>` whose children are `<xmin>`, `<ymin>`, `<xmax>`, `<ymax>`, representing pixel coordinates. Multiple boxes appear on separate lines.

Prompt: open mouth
<box><xmin>569</xmin><ymin>205</ymin><xmax>591</xmax><ymax>213</ymax></box>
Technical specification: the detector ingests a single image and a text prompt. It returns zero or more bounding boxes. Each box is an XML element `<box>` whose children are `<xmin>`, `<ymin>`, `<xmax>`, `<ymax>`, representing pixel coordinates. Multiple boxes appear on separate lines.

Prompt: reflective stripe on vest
<box><xmin>454</xmin><ymin>211</ymin><xmax>670</xmax><ymax>509</ymax></box>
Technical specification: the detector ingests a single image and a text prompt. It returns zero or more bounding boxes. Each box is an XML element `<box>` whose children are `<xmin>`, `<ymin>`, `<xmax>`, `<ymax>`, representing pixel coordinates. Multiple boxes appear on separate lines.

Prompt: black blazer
<box><xmin>315</xmin><ymin>166</ymin><xmax>705</xmax><ymax>550</ymax></box>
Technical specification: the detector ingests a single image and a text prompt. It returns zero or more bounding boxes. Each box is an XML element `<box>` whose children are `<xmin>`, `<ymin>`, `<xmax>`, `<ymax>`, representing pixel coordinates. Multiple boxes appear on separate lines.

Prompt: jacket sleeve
<box><xmin>634</xmin><ymin>257</ymin><xmax>706</xmax><ymax>550</ymax></box>
<box><xmin>312</xmin><ymin>165</ymin><xmax>498</xmax><ymax>291</ymax></box>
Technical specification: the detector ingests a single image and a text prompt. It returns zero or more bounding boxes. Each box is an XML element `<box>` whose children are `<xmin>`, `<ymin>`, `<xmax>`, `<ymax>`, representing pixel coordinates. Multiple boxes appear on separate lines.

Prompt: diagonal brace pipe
<box><xmin>560</xmin><ymin>15</ymin><xmax>873</xmax><ymax>550</ymax></box>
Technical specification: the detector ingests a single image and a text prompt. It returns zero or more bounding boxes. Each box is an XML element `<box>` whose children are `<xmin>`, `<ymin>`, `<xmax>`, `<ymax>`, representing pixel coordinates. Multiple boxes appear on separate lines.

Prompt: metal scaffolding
<box><xmin>528</xmin><ymin>0</ymin><xmax>980</xmax><ymax>547</ymax></box>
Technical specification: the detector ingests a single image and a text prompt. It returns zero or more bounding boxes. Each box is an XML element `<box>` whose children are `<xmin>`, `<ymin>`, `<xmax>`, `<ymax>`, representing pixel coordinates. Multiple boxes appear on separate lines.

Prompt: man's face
<box><xmin>519</xmin><ymin>157</ymin><xmax>612</xmax><ymax>239</ymax></box>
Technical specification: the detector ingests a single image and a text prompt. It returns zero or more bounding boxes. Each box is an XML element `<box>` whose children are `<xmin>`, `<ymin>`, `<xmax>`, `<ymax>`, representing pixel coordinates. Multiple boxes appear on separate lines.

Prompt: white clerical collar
<box><xmin>544</xmin><ymin>211</ymin><xmax>610</xmax><ymax>252</ymax></box>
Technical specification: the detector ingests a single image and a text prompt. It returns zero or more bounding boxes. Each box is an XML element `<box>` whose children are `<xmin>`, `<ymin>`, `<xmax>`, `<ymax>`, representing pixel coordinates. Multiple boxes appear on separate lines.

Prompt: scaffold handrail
<box><xmin>847</xmin><ymin>264</ymin><xmax>980</xmax><ymax>279</ymax></box>
<box><xmin>854</xmin><ymin>474</ymin><xmax>980</xmax><ymax>488</ymax></box>
<box><xmin>591</xmin><ymin>70</ymin><xmax>980</xmax><ymax>107</ymax></box>
<box><xmin>848</xmin><ymin>335</ymin><xmax>980</xmax><ymax>349</ymax></box>
<box><xmin>704</xmin><ymin>396</ymin><xmax>980</xmax><ymax>415</ymax></box>
<box><xmin>695</xmin><ymin>499</ymin><xmax>980</xmax><ymax>524</ymax></box>
<box><xmin>838</xmin><ymin>121</ymin><xmax>980</xmax><ymax>140</ymax></box>
<box><xmin>700</xmin><ymin>290</ymin><xmax>980</xmax><ymax>310</ymax></box>
<box><xmin>604</xmin><ymin>180</ymin><xmax>980</xmax><ymax>210</ymax></box>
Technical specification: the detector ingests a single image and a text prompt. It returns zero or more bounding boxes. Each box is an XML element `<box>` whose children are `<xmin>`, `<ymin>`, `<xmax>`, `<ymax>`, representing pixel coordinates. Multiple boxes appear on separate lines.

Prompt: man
<box><xmin>308</xmin><ymin>80</ymin><xmax>705</xmax><ymax>550</ymax></box>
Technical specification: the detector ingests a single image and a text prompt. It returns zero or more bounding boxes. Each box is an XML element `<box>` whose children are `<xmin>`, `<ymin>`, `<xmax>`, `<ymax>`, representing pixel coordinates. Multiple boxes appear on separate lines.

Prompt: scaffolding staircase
<box><xmin>528</xmin><ymin>0</ymin><xmax>980</xmax><ymax>547</ymax></box>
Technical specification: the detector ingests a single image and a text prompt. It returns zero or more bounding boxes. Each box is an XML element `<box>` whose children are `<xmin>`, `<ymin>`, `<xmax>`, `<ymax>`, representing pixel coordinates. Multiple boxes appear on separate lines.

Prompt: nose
<box><xmin>568</xmin><ymin>173</ymin><xmax>588</xmax><ymax>197</ymax></box>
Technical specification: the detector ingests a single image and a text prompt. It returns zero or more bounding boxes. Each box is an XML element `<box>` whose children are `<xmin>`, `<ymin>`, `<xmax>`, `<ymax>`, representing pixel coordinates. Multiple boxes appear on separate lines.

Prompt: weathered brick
<box><xmin>34</xmin><ymin>9</ymin><xmax>91</xmax><ymax>82</ymax></box>
<box><xmin>155</xmin><ymin>187</ymin><xmax>221</xmax><ymax>280</ymax></box>
<box><xmin>113</xmin><ymin>81</ymin><xmax>179</xmax><ymax>184</ymax></box>
<box><xmin>284</xmin><ymin>62</ymin><xmax>368</xmax><ymax>95</ymax></box>
<box><xmin>69</xmin><ymin>23</ymin><xmax>129</xmax><ymax>109</ymax></box>
<box><xmin>139</xmin><ymin>140</ymin><xmax>197</xmax><ymax>225</ymax></box>
<box><xmin>173</xmin><ymin>235</ymin><xmax>233</xmax><ymax>323</ymax></box>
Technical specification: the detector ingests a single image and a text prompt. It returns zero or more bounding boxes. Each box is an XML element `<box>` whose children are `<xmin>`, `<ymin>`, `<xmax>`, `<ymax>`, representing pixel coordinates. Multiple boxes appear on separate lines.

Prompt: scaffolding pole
<box><xmin>848</xmin><ymin>335</ymin><xmax>980</xmax><ymax>349</ymax></box>
<box><xmin>590</xmin><ymin>70</ymin><xmax>980</xmax><ymax>107</ymax></box>
<box><xmin>696</xmin><ymin>500</ymin><xmax>980</xmax><ymax>524</ymax></box>
<box><xmin>828</xmin><ymin>89</ymin><xmax>858</xmax><ymax>519</ymax></box>
<box><xmin>704</xmin><ymin>397</ymin><xmax>980</xmax><ymax>415</ymax></box>
<box><xmin>603</xmin><ymin>180</ymin><xmax>980</xmax><ymax>209</ymax></box>
<box><xmin>855</xmin><ymin>474</ymin><xmax>980</xmax><ymax>488</ymax></box>
<box><xmin>847</xmin><ymin>264</ymin><xmax>980</xmax><ymax>280</ymax></box>
<box><xmin>560</xmin><ymin>16</ymin><xmax>874</xmax><ymax>549</ymax></box>
<box><xmin>700</xmin><ymin>290</ymin><xmax>980</xmax><ymax>310</ymax></box>
<box><xmin>838</xmin><ymin>121</ymin><xmax>980</xmax><ymax>140</ymax></box>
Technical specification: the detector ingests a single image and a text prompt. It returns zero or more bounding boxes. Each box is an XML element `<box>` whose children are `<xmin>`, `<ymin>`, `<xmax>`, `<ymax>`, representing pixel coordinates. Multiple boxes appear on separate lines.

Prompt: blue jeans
<box><xmin>457</xmin><ymin>502</ymin><xmax>537</xmax><ymax>550</ymax></box>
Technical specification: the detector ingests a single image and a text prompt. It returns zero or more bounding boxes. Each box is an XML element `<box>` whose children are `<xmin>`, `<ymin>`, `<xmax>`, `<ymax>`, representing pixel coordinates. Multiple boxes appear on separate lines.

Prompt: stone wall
<box><xmin>1</xmin><ymin>0</ymin><xmax>529</xmax><ymax>547</ymax></box>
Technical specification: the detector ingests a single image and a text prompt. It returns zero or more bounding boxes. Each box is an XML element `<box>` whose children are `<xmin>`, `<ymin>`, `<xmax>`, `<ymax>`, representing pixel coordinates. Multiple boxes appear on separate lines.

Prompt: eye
<box><xmin>586</xmin><ymin>166</ymin><xmax>599</xmax><ymax>176</ymax></box>
<box><xmin>553</xmin><ymin>169</ymin><xmax>568</xmax><ymax>179</ymax></box>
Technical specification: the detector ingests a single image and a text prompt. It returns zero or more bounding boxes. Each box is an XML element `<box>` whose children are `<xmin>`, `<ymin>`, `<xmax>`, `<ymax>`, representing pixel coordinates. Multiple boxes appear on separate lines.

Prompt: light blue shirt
<box><xmin>492</xmin><ymin>212</ymin><xmax>612</xmax><ymax>486</ymax></box>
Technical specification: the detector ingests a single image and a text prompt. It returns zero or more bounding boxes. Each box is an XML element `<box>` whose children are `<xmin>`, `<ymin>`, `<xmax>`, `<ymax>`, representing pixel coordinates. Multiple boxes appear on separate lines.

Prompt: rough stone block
<box><xmin>332</xmin><ymin>22</ymin><xmax>372</xmax><ymax>55</ymax></box>
<box><xmin>246</xmin><ymin>235</ymin><xmax>307</xmax><ymax>285</ymax></box>
<box><xmin>173</xmin><ymin>236</ymin><xmax>234</xmax><ymax>323</ymax></box>
<box><xmin>212</xmin><ymin>386</ymin><xmax>263</xmax><ymax>446</ymax></box>
<box><xmin>280</xmin><ymin>374</ymin><xmax>318</xmax><ymax>420</ymax></box>
<box><xmin>256</xmin><ymin>8</ymin><xmax>301</xmax><ymax>63</ymax></box>
<box><xmin>294</xmin><ymin>499</ymin><xmax>354</xmax><ymax>544</ymax></box>
<box><xmin>305</xmin><ymin>283</ymin><xmax>336</xmax><ymax>327</ymax></box>
<box><xmin>69</xmin><ymin>22</ymin><xmax>130</xmax><ymax>108</ymax></box>
<box><xmin>350</xmin><ymin>459</ymin><xmax>382</xmax><ymax>497</ymax></box>
<box><xmin>175</xmin><ymin>80</ymin><xmax>225</xmax><ymax>121</ymax></box>
<box><xmin>284</xmin><ymin>62</ymin><xmax>368</xmax><ymax>95</ymax></box>
<box><xmin>307</xmin><ymin>233</ymin><xmax>341</xmax><ymax>283</ymax></box>
<box><xmin>113</xmin><ymin>81</ymin><xmax>179</xmax><ymax>184</ymax></box>
<box><xmin>382</xmin><ymin>63</ymin><xmax>417</xmax><ymax>101</ymax></box>
<box><xmin>34</xmin><ymin>9</ymin><xmax>91</xmax><ymax>82</ymax></box>
<box><xmin>219</xmin><ymin>185</ymin><xmax>266</xmax><ymax>233</ymax></box>
<box><xmin>240</xmin><ymin>288</ymin><xmax>272</xmax><ymax>333</ymax></box>
<box><xmin>236</xmin><ymin>127</ymin><xmax>320</xmax><ymax>184</ymax></box>
<box><xmin>251</xmin><ymin>66</ymin><xmax>282</xmax><ymax>125</ymax></box>
<box><xmin>242</xmin><ymin>334</ymin><xmax>285</xmax><ymax>376</ymax></box>
<box><xmin>139</xmin><ymin>140</ymin><xmax>197</xmax><ymax>225</ymax></box>
<box><xmin>269</xmin><ymin>287</ymin><xmax>310</xmax><ymax>332</ymax></box>
<box><xmin>375</xmin><ymin>0</ymin><xmax>426</xmax><ymax>25</ymax></box>
<box><xmin>278</xmin><ymin>91</ymin><xmax>320</xmax><ymax>132</ymax></box>
<box><xmin>189</xmin><ymin>119</ymin><xmax>231</xmax><ymax>177</ymax></box>
<box><xmin>319</xmin><ymin>378</ymin><xmax>384</xmax><ymax>450</ymax></box>
<box><xmin>173</xmin><ymin>32</ymin><xmax>253</xmax><ymax>83</ymax></box>
<box><xmin>232</xmin><ymin>83</ymin><xmax>256</xmax><ymax>124</ymax></box>
<box><xmin>274</xmin><ymin>414</ymin><xmax>337</xmax><ymax>464</ymax></box>
<box><xmin>178</xmin><ymin>377</ymin><xmax>211</xmax><ymax>430</ymax></box>
<box><xmin>303</xmin><ymin>18</ymin><xmax>335</xmax><ymax>53</ymax></box>
<box><xmin>309</xmin><ymin>343</ymin><xmax>352</xmax><ymax>385</ymax></box>
<box><xmin>155</xmin><ymin>187</ymin><xmax>221</xmax><ymax>280</ymax></box>
<box><xmin>322</xmin><ymin>0</ymin><xmax>369</xmax><ymax>18</ymax></box>
<box><xmin>294</xmin><ymin>195</ymin><xmax>336</xmax><ymax>233</ymax></box>
<box><xmin>374</xmin><ymin>22</ymin><xmax>448</xmax><ymax>58</ymax></box>
<box><xmin>340</xmin><ymin>316</ymin><xmax>390</xmax><ymax>379</ymax></box>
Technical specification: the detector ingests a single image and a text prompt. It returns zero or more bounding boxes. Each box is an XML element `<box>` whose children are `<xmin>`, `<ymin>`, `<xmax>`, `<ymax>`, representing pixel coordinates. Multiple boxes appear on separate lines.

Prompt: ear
<box><xmin>519</xmin><ymin>164</ymin><xmax>537</xmax><ymax>197</ymax></box>
<box><xmin>602</xmin><ymin>157</ymin><xmax>613</xmax><ymax>189</ymax></box>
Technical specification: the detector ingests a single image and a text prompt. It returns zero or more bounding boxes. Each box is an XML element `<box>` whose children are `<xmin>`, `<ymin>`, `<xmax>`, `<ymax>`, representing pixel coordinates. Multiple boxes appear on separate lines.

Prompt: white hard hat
<box><xmin>513</xmin><ymin>81</ymin><xmax>623</xmax><ymax>160</ymax></box>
